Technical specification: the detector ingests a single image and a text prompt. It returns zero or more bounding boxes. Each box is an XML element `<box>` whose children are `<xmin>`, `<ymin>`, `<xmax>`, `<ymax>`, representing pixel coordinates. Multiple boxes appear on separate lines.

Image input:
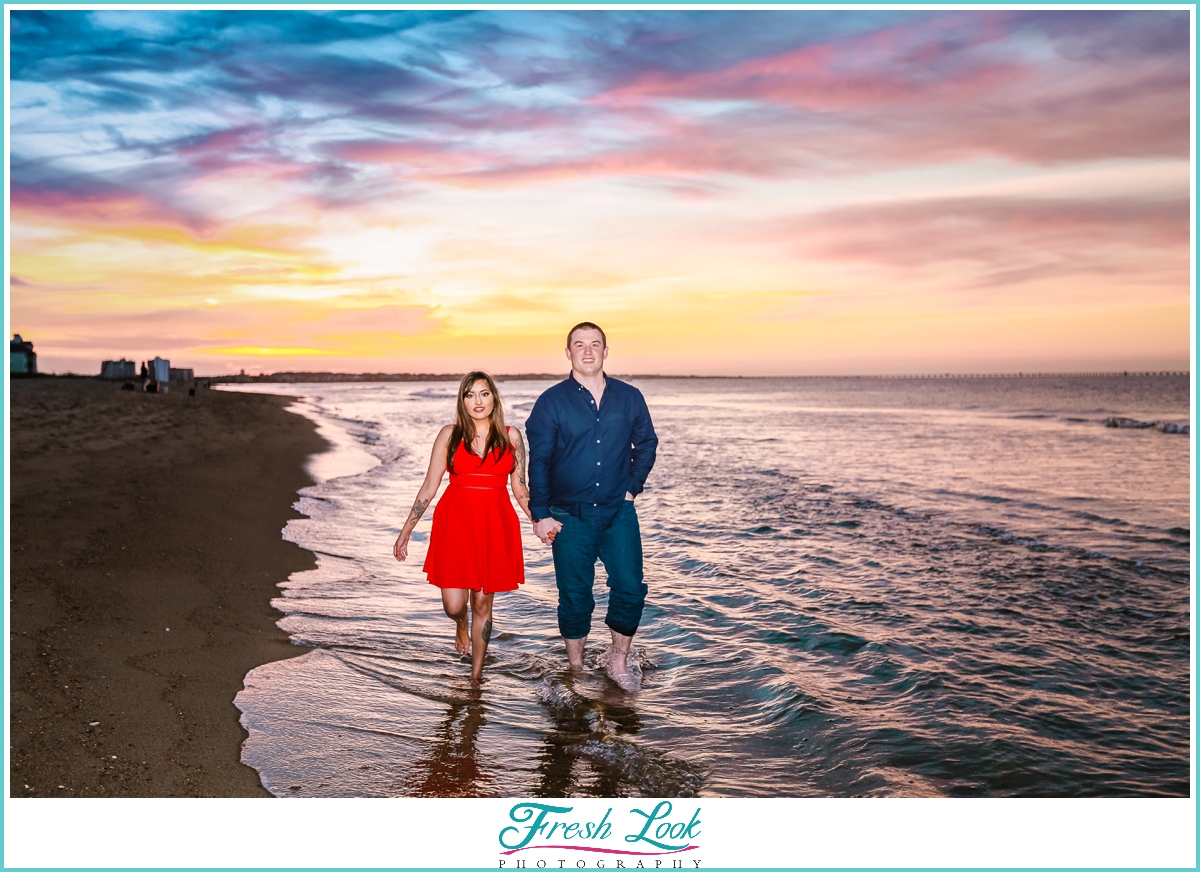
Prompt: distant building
<box><xmin>168</xmin><ymin>367</ymin><xmax>194</xmax><ymax>383</ymax></box>
<box><xmin>10</xmin><ymin>335</ymin><xmax>36</xmax><ymax>375</ymax></box>
<box><xmin>101</xmin><ymin>358</ymin><xmax>136</xmax><ymax>379</ymax></box>
<box><xmin>149</xmin><ymin>357</ymin><xmax>170</xmax><ymax>383</ymax></box>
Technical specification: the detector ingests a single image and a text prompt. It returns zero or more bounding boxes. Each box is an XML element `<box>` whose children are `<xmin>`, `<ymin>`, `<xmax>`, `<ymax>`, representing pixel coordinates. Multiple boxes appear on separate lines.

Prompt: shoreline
<box><xmin>8</xmin><ymin>378</ymin><xmax>327</xmax><ymax>796</ymax></box>
<box><xmin>196</xmin><ymin>370</ymin><xmax>1190</xmax><ymax>383</ymax></box>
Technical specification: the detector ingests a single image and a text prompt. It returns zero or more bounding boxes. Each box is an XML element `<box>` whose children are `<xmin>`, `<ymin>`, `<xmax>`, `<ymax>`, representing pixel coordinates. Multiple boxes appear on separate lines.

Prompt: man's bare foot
<box><xmin>605</xmin><ymin>645</ymin><xmax>628</xmax><ymax>676</ymax></box>
<box><xmin>454</xmin><ymin>619</ymin><xmax>470</xmax><ymax>656</ymax></box>
<box><xmin>605</xmin><ymin>642</ymin><xmax>641</xmax><ymax>692</ymax></box>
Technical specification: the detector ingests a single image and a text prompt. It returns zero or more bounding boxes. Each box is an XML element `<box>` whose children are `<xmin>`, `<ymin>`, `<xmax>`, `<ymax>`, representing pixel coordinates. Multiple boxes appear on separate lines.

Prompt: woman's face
<box><xmin>464</xmin><ymin>379</ymin><xmax>495</xmax><ymax>423</ymax></box>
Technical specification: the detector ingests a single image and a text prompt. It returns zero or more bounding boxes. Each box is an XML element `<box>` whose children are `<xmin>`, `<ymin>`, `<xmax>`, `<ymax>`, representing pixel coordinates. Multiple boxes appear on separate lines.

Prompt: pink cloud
<box><xmin>865</xmin><ymin>67</ymin><xmax>1189</xmax><ymax>165</ymax></box>
<box><xmin>11</xmin><ymin>180</ymin><xmax>209</xmax><ymax>233</ymax></box>
<box><xmin>586</xmin><ymin>12</ymin><xmax>1187</xmax><ymax>169</ymax></box>
<box><xmin>177</xmin><ymin>124</ymin><xmax>269</xmax><ymax>162</ymax></box>
<box><xmin>421</xmin><ymin>109</ymin><xmax>819</xmax><ymax>188</ymax></box>
<box><xmin>365</xmin><ymin>59</ymin><xmax>1186</xmax><ymax>190</ymax></box>
<box><xmin>596</xmin><ymin>13</ymin><xmax>1024</xmax><ymax>112</ymax></box>
<box><xmin>330</xmin><ymin>139</ymin><xmax>496</xmax><ymax>175</ymax></box>
<box><xmin>762</xmin><ymin>195</ymin><xmax>1189</xmax><ymax>288</ymax></box>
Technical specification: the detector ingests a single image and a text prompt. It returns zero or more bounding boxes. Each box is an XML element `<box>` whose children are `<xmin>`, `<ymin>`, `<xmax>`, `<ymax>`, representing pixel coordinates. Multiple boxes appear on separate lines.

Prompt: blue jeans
<box><xmin>549</xmin><ymin>501</ymin><xmax>646</xmax><ymax>639</ymax></box>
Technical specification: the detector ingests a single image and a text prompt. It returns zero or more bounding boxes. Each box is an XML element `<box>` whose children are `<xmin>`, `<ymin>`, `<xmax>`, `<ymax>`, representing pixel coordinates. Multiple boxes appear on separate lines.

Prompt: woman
<box><xmin>394</xmin><ymin>371</ymin><xmax>532</xmax><ymax>682</ymax></box>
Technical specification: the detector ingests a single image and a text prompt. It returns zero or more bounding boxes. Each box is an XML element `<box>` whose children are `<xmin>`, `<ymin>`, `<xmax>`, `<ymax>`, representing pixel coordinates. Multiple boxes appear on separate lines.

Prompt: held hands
<box><xmin>393</xmin><ymin>532</ymin><xmax>411</xmax><ymax>562</ymax></box>
<box><xmin>533</xmin><ymin>496</ymin><xmax>634</xmax><ymax>546</ymax></box>
<box><xmin>533</xmin><ymin>517</ymin><xmax>563</xmax><ymax>546</ymax></box>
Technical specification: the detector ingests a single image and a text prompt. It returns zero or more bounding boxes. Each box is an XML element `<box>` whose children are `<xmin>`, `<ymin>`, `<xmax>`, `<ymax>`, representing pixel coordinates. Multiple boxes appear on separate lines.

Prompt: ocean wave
<box><xmin>967</xmin><ymin>524</ymin><xmax>1178</xmax><ymax>575</ymax></box>
<box><xmin>576</xmin><ymin>736</ymin><xmax>705</xmax><ymax>797</ymax></box>
<box><xmin>971</xmin><ymin>525</ymin><xmax>1055</xmax><ymax>552</ymax></box>
<box><xmin>536</xmin><ymin>677</ymin><xmax>591</xmax><ymax>713</ymax></box>
<box><xmin>1104</xmin><ymin>417</ymin><xmax>1189</xmax><ymax>435</ymax></box>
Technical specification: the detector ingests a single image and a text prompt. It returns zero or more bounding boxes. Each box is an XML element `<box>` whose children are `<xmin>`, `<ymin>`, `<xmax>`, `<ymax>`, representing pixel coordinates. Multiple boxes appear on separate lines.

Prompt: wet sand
<box><xmin>8</xmin><ymin>377</ymin><xmax>326</xmax><ymax>796</ymax></box>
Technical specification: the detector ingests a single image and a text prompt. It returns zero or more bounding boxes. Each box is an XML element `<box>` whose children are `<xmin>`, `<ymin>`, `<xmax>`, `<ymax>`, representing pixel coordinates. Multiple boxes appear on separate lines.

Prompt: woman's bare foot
<box><xmin>454</xmin><ymin>618</ymin><xmax>471</xmax><ymax>656</ymax></box>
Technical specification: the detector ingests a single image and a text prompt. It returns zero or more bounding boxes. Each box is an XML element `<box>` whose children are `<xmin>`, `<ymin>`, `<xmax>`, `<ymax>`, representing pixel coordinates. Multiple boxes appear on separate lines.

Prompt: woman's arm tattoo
<box><xmin>509</xmin><ymin>433</ymin><xmax>533</xmax><ymax>520</ymax></box>
<box><xmin>406</xmin><ymin>497</ymin><xmax>429</xmax><ymax>527</ymax></box>
<box><xmin>513</xmin><ymin>432</ymin><xmax>528</xmax><ymax>488</ymax></box>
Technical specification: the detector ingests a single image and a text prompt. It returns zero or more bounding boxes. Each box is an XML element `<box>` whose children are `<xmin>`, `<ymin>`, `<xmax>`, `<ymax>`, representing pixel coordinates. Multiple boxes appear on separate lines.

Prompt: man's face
<box><xmin>566</xmin><ymin>328</ymin><xmax>608</xmax><ymax>377</ymax></box>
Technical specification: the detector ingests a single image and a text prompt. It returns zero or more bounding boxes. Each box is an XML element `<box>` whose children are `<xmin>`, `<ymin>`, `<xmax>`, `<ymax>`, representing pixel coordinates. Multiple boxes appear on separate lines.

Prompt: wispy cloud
<box><xmin>775</xmin><ymin>195</ymin><xmax>1188</xmax><ymax>268</ymax></box>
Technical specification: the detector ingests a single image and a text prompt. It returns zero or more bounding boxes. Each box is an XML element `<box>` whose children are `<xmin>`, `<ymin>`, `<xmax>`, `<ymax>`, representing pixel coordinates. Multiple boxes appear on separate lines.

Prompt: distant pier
<box><xmin>801</xmin><ymin>371</ymin><xmax>1190</xmax><ymax>379</ymax></box>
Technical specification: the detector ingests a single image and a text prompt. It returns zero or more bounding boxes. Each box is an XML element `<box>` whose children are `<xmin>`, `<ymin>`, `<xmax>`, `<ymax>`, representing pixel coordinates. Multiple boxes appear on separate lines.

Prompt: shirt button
<box><xmin>597</xmin><ymin>461</ymin><xmax>601</xmax><ymax>465</ymax></box>
<box><xmin>596</xmin><ymin>482</ymin><xmax>600</xmax><ymax>486</ymax></box>
<box><xmin>596</xmin><ymin>439</ymin><xmax>600</xmax><ymax>443</ymax></box>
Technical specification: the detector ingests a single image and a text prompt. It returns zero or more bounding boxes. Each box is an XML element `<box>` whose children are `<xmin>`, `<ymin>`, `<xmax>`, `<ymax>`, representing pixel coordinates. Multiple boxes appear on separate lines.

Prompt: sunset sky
<box><xmin>7</xmin><ymin>8</ymin><xmax>1192</xmax><ymax>376</ymax></box>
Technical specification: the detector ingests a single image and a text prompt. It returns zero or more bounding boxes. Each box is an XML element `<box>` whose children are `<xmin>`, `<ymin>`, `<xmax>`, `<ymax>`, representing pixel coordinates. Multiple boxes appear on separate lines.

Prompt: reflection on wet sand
<box><xmin>412</xmin><ymin>691</ymin><xmax>495</xmax><ymax>797</ymax></box>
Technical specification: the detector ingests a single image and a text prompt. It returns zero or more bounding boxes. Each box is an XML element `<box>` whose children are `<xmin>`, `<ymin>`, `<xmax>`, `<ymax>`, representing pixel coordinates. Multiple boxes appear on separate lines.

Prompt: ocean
<box><xmin>225</xmin><ymin>375</ymin><xmax>1190</xmax><ymax>797</ymax></box>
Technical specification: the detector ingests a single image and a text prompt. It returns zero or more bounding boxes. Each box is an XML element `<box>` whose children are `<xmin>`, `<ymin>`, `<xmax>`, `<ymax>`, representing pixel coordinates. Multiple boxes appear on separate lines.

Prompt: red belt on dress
<box><xmin>449</xmin><ymin>474</ymin><xmax>506</xmax><ymax>490</ymax></box>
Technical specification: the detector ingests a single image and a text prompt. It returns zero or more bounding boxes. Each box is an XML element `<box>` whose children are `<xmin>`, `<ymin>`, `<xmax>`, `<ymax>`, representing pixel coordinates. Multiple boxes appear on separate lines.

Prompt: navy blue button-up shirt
<box><xmin>526</xmin><ymin>373</ymin><xmax>658</xmax><ymax>527</ymax></box>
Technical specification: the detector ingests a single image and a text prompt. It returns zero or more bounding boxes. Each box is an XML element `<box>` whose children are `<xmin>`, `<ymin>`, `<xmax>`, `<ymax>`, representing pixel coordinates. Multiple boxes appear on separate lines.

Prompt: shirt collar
<box><xmin>568</xmin><ymin>371</ymin><xmax>608</xmax><ymax>391</ymax></box>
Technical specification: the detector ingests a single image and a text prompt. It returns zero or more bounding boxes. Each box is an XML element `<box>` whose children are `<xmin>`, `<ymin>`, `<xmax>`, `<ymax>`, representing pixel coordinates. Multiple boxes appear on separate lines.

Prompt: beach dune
<box><xmin>9</xmin><ymin>377</ymin><xmax>325</xmax><ymax>796</ymax></box>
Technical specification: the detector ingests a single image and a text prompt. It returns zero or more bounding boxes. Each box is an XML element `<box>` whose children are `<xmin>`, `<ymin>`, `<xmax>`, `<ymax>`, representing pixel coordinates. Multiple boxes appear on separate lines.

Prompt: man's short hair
<box><xmin>567</xmin><ymin>322</ymin><xmax>607</xmax><ymax>348</ymax></box>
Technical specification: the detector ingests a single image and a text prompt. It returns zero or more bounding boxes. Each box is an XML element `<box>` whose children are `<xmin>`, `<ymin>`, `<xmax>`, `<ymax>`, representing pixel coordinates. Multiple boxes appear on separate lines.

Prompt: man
<box><xmin>526</xmin><ymin>322</ymin><xmax>658</xmax><ymax>690</ymax></box>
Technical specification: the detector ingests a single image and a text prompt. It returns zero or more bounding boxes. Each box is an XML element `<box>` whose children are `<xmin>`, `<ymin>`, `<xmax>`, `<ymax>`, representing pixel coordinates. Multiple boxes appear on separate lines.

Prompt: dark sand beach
<box><xmin>9</xmin><ymin>377</ymin><xmax>325</xmax><ymax>796</ymax></box>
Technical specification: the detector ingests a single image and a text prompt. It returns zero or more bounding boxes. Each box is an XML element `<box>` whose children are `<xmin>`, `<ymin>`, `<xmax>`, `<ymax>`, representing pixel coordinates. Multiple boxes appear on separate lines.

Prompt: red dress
<box><xmin>423</xmin><ymin>437</ymin><xmax>525</xmax><ymax>594</ymax></box>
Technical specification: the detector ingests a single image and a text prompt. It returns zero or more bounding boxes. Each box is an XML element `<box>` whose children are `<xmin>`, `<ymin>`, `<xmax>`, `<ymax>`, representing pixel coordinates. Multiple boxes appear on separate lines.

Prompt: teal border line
<box><xmin>1</xmin><ymin>2</ymin><xmax>1196</xmax><ymax>870</ymax></box>
<box><xmin>3</xmin><ymin>1</ymin><xmax>1191</xmax><ymax>5</ymax></box>
<box><xmin>2</xmin><ymin>0</ymin><xmax>9</xmax><ymax>859</ymax></box>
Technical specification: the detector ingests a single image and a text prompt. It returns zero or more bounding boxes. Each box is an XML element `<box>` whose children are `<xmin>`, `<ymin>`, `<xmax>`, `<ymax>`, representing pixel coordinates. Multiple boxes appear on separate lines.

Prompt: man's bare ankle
<box><xmin>564</xmin><ymin>636</ymin><xmax>588</xmax><ymax>670</ymax></box>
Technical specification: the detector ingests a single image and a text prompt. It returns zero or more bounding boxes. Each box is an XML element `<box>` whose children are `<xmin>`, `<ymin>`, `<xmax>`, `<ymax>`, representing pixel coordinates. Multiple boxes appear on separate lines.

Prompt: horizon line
<box><xmin>33</xmin><ymin>369</ymin><xmax>1191</xmax><ymax>381</ymax></box>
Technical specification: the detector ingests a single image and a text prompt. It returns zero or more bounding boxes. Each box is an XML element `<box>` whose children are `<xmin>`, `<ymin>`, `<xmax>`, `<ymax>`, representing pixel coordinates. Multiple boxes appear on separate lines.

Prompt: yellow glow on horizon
<box><xmin>9</xmin><ymin>158</ymin><xmax>1189</xmax><ymax>376</ymax></box>
<box><xmin>205</xmin><ymin>346</ymin><xmax>338</xmax><ymax>357</ymax></box>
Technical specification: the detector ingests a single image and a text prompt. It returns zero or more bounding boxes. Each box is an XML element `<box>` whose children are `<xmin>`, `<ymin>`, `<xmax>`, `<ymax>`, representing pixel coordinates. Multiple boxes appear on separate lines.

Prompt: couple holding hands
<box><xmin>393</xmin><ymin>322</ymin><xmax>658</xmax><ymax>690</ymax></box>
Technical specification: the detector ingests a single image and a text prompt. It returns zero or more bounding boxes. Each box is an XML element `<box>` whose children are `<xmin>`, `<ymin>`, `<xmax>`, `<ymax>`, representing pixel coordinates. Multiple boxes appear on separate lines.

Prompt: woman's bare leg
<box><xmin>441</xmin><ymin>588</ymin><xmax>470</xmax><ymax>656</ymax></box>
<box><xmin>469</xmin><ymin>590</ymin><xmax>495</xmax><ymax>682</ymax></box>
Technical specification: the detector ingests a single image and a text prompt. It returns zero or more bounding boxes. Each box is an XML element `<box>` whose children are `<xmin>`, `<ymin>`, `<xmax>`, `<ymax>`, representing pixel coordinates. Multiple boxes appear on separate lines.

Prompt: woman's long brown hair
<box><xmin>447</xmin><ymin>371</ymin><xmax>512</xmax><ymax>472</ymax></box>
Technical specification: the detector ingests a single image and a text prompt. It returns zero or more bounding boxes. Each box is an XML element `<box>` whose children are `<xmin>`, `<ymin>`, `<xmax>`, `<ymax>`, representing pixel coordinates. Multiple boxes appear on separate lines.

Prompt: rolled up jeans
<box><xmin>549</xmin><ymin>501</ymin><xmax>646</xmax><ymax>639</ymax></box>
